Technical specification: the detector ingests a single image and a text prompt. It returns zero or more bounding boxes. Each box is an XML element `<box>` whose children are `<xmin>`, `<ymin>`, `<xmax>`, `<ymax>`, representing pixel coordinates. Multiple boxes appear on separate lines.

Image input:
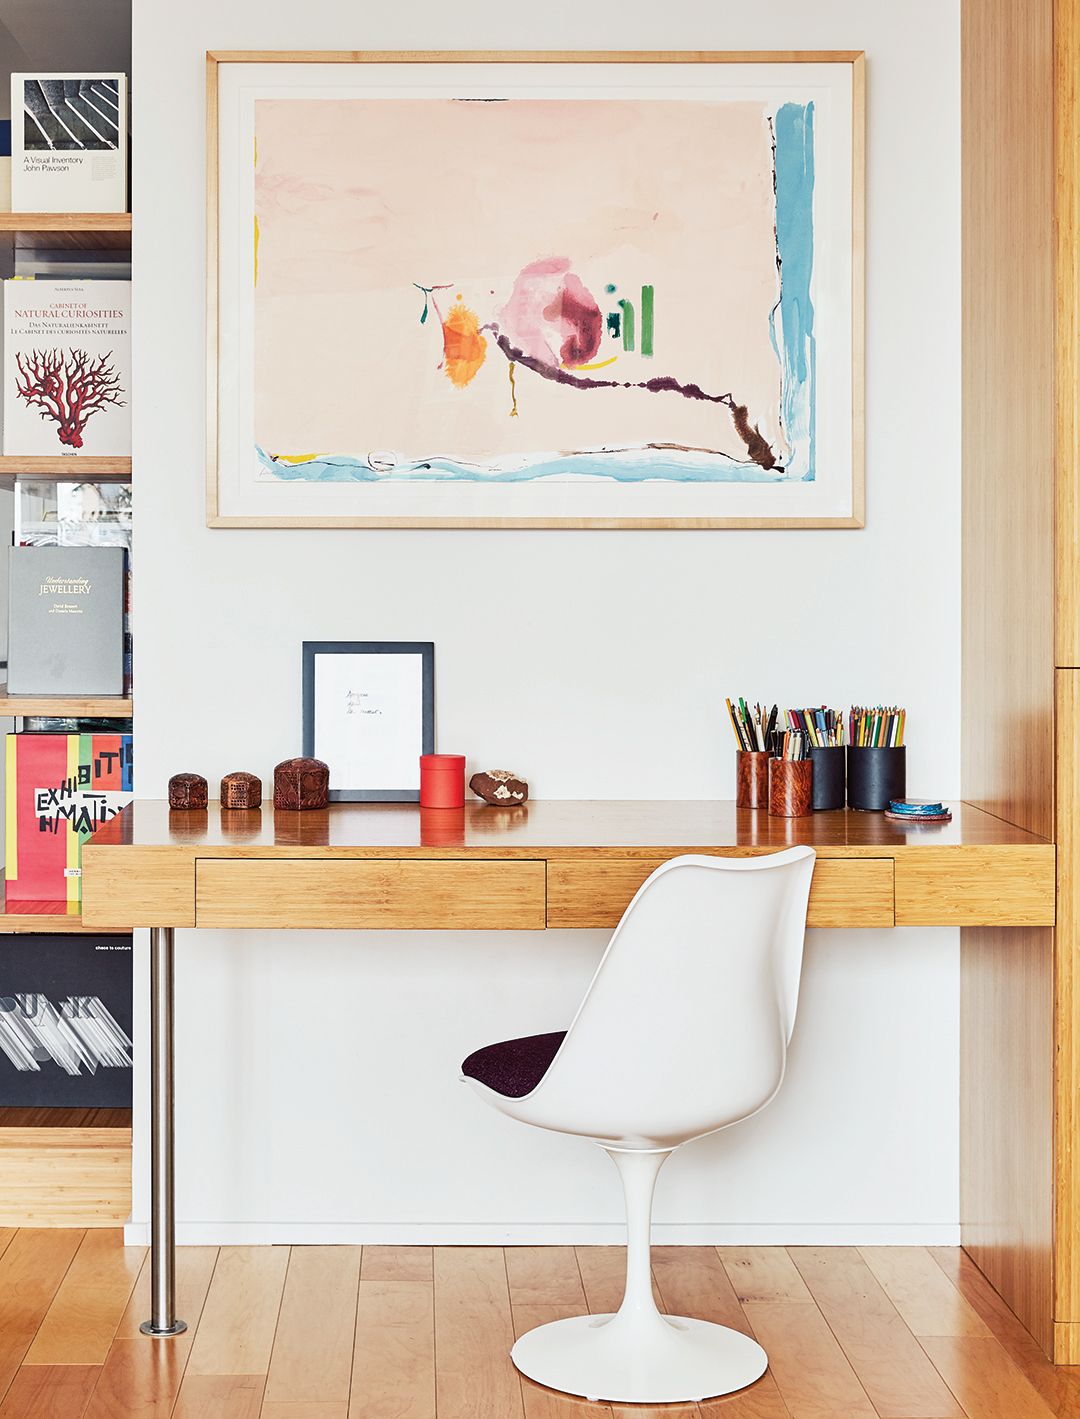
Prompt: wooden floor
<box><xmin>0</xmin><ymin>1237</ymin><xmax>1078</xmax><ymax>1418</ymax></box>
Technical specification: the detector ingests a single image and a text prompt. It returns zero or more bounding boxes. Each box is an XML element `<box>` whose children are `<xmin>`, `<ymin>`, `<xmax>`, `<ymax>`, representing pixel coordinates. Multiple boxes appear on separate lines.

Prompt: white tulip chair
<box><xmin>461</xmin><ymin>847</ymin><xmax>816</xmax><ymax>1404</ymax></box>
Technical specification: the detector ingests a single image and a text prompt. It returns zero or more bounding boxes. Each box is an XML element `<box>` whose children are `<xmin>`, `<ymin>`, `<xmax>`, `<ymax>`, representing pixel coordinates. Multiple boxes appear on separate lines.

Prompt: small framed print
<box><xmin>302</xmin><ymin>641</ymin><xmax>435</xmax><ymax>801</ymax></box>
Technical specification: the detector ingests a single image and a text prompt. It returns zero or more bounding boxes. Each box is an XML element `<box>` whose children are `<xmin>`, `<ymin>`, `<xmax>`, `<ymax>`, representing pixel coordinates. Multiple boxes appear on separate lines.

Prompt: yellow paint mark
<box><xmin>564</xmin><ymin>355</ymin><xmax>618</xmax><ymax>371</ymax></box>
<box><xmin>442</xmin><ymin>300</ymin><xmax>488</xmax><ymax>388</ymax></box>
<box><xmin>508</xmin><ymin>361</ymin><xmax>518</xmax><ymax>417</ymax></box>
<box><xmin>67</xmin><ymin>736</ymin><xmax>81</xmax><ymax>905</ymax></box>
<box><xmin>273</xmin><ymin>452</ymin><xmax>326</xmax><ymax>464</ymax></box>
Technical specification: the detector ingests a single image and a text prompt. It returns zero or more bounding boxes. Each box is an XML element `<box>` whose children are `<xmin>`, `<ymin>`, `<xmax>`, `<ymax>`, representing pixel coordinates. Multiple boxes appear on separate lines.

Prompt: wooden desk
<box><xmin>81</xmin><ymin>798</ymin><xmax>1055</xmax><ymax>933</ymax></box>
<box><xmin>79</xmin><ymin>798</ymin><xmax>1054</xmax><ymax>1337</ymax></box>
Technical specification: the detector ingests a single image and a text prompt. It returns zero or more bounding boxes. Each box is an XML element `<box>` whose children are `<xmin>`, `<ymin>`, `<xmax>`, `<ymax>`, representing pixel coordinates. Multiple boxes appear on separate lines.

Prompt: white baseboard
<box><xmin>123</xmin><ymin>1221</ymin><xmax>962</xmax><ymax>1247</ymax></box>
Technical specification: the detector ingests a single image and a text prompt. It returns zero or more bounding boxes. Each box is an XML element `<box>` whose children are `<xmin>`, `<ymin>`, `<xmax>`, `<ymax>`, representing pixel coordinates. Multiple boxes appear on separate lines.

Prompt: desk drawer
<box><xmin>546</xmin><ymin>856</ymin><xmax>894</xmax><ymax>929</ymax></box>
<box><xmin>195</xmin><ymin>859</ymin><xmax>547</xmax><ymax>930</ymax></box>
<box><xmin>894</xmin><ymin>846</ymin><xmax>1056</xmax><ymax>925</ymax></box>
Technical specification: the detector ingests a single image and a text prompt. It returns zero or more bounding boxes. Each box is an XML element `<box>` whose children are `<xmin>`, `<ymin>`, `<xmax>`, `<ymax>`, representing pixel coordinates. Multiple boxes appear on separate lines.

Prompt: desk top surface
<box><xmin>86</xmin><ymin>799</ymin><xmax>1051</xmax><ymax>859</ymax></box>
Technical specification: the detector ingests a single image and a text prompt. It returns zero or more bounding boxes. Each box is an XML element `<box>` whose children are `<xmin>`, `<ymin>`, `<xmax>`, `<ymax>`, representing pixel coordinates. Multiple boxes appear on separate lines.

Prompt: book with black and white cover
<box><xmin>3</xmin><ymin>280</ymin><xmax>130</xmax><ymax>455</ymax></box>
<box><xmin>11</xmin><ymin>74</ymin><xmax>127</xmax><ymax>214</ymax></box>
<box><xmin>7</xmin><ymin>546</ymin><xmax>126</xmax><ymax>695</ymax></box>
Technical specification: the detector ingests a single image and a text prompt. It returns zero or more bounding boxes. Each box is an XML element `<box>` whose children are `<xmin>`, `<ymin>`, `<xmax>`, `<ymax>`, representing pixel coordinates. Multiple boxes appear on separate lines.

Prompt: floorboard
<box><xmin>351</xmin><ymin>1277</ymin><xmax>434</xmax><ymax>1419</ymax></box>
<box><xmin>575</xmin><ymin>1245</ymin><xmax>662</xmax><ymax>1315</ymax></box>
<box><xmin>0</xmin><ymin>1363</ymin><xmax>99</xmax><ymax>1419</ymax></box>
<box><xmin>171</xmin><ymin>1373</ymin><xmax>264</xmax><ymax>1418</ymax></box>
<box><xmin>788</xmin><ymin>1246</ymin><xmax>964</xmax><ymax>1418</ymax></box>
<box><xmin>919</xmin><ymin>1336</ymin><xmax>1060</xmax><ymax>1419</ymax></box>
<box><xmin>718</xmin><ymin>1247</ymin><xmax>815</xmax><ymax>1306</ymax></box>
<box><xmin>929</xmin><ymin>1247</ymin><xmax>1080</xmax><ymax>1416</ymax></box>
<box><xmin>24</xmin><ymin>1230</ymin><xmax>144</xmax><ymax>1365</ymax></box>
<box><xmin>7</xmin><ymin>1240</ymin><xmax>1080</xmax><ymax>1418</ymax></box>
<box><xmin>433</xmin><ymin>1246</ymin><xmax>523</xmax><ymax>1419</ymax></box>
<box><xmin>263</xmin><ymin>1247</ymin><xmax>359</xmax><ymax>1408</ymax></box>
<box><xmin>0</xmin><ymin>1229</ymin><xmax>85</xmax><ymax>1401</ymax></box>
<box><xmin>262</xmin><ymin>1404</ymin><xmax>349</xmax><ymax>1419</ymax></box>
<box><xmin>184</xmin><ymin>1246</ymin><xmax>288</xmax><ymax>1379</ymax></box>
<box><xmin>740</xmin><ymin>1300</ymin><xmax>877</xmax><ymax>1418</ymax></box>
<box><xmin>857</xmin><ymin>1247</ymin><xmax>993</xmax><ymax>1339</ymax></box>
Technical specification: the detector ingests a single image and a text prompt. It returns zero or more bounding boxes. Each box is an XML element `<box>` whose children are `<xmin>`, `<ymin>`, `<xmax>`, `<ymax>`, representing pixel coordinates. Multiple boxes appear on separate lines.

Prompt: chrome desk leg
<box><xmin>140</xmin><ymin>927</ymin><xmax>187</xmax><ymax>1337</ymax></box>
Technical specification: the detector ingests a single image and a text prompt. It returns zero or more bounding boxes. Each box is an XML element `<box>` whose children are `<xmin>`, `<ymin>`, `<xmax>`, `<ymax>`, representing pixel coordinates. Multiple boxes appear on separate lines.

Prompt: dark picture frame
<box><xmin>302</xmin><ymin>641</ymin><xmax>434</xmax><ymax>802</ymax></box>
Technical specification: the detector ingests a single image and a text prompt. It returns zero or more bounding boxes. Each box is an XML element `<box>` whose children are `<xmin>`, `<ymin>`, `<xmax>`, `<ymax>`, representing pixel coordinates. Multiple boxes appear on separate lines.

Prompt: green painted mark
<box><xmin>618</xmin><ymin>299</ymin><xmax>635</xmax><ymax>352</ymax></box>
<box><xmin>640</xmin><ymin>285</ymin><xmax>654</xmax><ymax>357</ymax></box>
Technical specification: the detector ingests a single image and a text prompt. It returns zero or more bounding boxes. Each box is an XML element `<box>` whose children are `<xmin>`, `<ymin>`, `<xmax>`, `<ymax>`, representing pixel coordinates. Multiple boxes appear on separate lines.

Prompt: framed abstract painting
<box><xmin>208</xmin><ymin>51</ymin><xmax>864</xmax><ymax>529</ymax></box>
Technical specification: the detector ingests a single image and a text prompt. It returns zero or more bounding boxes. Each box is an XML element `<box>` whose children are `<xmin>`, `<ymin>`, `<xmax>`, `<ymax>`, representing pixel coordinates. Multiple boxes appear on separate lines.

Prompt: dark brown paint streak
<box><xmin>491</xmin><ymin>333</ymin><xmax>778</xmax><ymax>469</ymax></box>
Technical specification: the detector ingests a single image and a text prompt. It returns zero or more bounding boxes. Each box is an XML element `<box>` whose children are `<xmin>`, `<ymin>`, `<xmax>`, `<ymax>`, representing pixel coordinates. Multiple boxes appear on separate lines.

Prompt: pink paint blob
<box><xmin>496</xmin><ymin>257</ymin><xmax>602</xmax><ymax>369</ymax></box>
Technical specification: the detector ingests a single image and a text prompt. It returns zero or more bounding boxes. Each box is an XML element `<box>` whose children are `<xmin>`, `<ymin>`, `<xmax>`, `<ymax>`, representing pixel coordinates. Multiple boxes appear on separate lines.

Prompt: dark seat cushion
<box><xmin>461</xmin><ymin>1031</ymin><xmax>567</xmax><ymax>1098</ymax></box>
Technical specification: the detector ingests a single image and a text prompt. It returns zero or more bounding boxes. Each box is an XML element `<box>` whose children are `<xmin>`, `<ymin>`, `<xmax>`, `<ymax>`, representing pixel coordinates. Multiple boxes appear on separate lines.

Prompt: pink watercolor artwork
<box><xmin>250</xmin><ymin>96</ymin><xmax>816</xmax><ymax>486</ymax></box>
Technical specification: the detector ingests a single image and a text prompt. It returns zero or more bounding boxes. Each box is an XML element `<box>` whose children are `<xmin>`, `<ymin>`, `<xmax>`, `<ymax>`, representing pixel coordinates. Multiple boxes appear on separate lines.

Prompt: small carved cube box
<box><xmin>168</xmin><ymin>773</ymin><xmax>208</xmax><ymax>810</ymax></box>
<box><xmin>274</xmin><ymin>757</ymin><xmax>330</xmax><ymax>810</ymax></box>
<box><xmin>220</xmin><ymin>771</ymin><xmax>262</xmax><ymax>809</ymax></box>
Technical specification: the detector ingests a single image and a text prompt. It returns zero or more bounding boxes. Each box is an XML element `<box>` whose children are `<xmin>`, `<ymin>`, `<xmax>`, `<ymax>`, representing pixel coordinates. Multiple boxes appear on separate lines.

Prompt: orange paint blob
<box><xmin>441</xmin><ymin>301</ymin><xmax>487</xmax><ymax>388</ymax></box>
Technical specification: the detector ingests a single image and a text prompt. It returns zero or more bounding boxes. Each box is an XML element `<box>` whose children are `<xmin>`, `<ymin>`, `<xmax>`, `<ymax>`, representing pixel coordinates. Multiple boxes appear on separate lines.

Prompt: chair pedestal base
<box><xmin>510</xmin><ymin>1310</ymin><xmax>768</xmax><ymax>1404</ymax></box>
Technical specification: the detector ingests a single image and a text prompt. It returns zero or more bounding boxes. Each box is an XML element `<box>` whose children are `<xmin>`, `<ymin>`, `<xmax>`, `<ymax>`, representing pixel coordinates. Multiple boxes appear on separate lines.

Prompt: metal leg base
<box><xmin>144</xmin><ymin>926</ymin><xmax>182</xmax><ymax>1337</ymax></box>
<box><xmin>140</xmin><ymin>1319</ymin><xmax>188</xmax><ymax>1338</ymax></box>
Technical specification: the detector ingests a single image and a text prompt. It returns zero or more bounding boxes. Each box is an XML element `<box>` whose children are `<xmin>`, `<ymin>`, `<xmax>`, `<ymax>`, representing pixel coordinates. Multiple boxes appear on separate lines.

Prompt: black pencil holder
<box><xmin>809</xmin><ymin>746</ymin><xmax>846</xmax><ymax>811</ymax></box>
<box><xmin>847</xmin><ymin>746</ymin><xmax>906</xmax><ymax>811</ymax></box>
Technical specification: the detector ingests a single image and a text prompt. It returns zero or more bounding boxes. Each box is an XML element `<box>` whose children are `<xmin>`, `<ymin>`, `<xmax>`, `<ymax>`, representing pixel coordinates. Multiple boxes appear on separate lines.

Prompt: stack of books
<box><xmin>884</xmin><ymin>798</ymin><xmax>952</xmax><ymax>824</ymax></box>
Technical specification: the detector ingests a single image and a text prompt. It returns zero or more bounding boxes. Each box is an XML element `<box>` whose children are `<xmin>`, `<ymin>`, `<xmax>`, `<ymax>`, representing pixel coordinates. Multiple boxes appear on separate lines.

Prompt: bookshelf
<box><xmin>0</xmin><ymin>208</ymin><xmax>134</xmax><ymax>719</ymax></box>
<box><xmin>0</xmin><ymin>212</ymin><xmax>134</xmax><ymax>1196</ymax></box>
<box><xmin>0</xmin><ymin>214</ymin><xmax>131</xmax><ymax>233</ymax></box>
<box><xmin>0</xmin><ymin>876</ymin><xmax>97</xmax><ymax>933</ymax></box>
<box><xmin>0</xmin><ymin>686</ymin><xmax>132</xmax><ymax>716</ymax></box>
<box><xmin>0</xmin><ymin>458</ymin><xmax>131</xmax><ymax>489</ymax></box>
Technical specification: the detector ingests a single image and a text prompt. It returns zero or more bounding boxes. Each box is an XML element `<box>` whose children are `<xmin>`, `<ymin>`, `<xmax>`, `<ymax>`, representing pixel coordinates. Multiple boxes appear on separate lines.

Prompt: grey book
<box><xmin>8</xmin><ymin>546</ymin><xmax>125</xmax><ymax>695</ymax></box>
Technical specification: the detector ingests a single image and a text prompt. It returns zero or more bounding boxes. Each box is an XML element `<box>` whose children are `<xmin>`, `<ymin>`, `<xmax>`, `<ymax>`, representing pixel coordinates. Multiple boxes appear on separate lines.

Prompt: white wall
<box><xmin>130</xmin><ymin>0</ymin><xmax>962</xmax><ymax>1244</ymax></box>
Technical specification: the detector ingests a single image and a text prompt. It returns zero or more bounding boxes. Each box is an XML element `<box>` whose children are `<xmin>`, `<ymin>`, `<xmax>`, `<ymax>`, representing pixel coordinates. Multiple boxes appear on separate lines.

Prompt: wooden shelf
<box><xmin>0</xmin><ymin>213</ymin><xmax>130</xmax><ymax>232</ymax></box>
<box><xmin>0</xmin><ymin>685</ymin><xmax>132</xmax><ymax>716</ymax></box>
<box><xmin>0</xmin><ymin>1107</ymin><xmax>131</xmax><ymax>1128</ymax></box>
<box><xmin>0</xmin><ymin>868</ymin><xmax>133</xmax><ymax>934</ymax></box>
<box><xmin>0</xmin><ymin>455</ymin><xmax>131</xmax><ymax>489</ymax></box>
<box><xmin>0</xmin><ymin>894</ymin><xmax>92</xmax><ymax>933</ymax></box>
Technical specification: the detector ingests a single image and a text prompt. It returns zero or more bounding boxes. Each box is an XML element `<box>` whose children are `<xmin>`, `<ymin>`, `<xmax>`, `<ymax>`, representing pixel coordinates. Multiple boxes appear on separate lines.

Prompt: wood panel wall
<box><xmin>960</xmin><ymin>924</ymin><xmax>1054</xmax><ymax>1357</ymax></box>
<box><xmin>960</xmin><ymin>0</ymin><xmax>1056</xmax><ymax>1358</ymax></box>
<box><xmin>961</xmin><ymin>0</ymin><xmax>1055</xmax><ymax>838</ymax></box>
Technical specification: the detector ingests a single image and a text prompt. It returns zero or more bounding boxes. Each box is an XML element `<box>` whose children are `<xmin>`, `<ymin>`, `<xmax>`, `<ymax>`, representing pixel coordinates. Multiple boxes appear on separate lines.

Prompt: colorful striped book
<box><xmin>5</xmin><ymin>732</ymin><xmax>132</xmax><ymax>905</ymax></box>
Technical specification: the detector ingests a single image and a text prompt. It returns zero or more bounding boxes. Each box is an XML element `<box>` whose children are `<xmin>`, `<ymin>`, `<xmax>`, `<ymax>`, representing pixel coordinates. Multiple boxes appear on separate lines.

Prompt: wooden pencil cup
<box><xmin>768</xmin><ymin>758</ymin><xmax>813</xmax><ymax>817</ymax></box>
<box><xmin>736</xmin><ymin>751</ymin><xmax>771</xmax><ymax>808</ymax></box>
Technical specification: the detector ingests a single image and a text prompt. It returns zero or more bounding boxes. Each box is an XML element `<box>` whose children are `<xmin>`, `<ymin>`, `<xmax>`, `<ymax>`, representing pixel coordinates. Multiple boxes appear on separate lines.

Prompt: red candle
<box><xmin>420</xmin><ymin>754</ymin><xmax>466</xmax><ymax>808</ymax></box>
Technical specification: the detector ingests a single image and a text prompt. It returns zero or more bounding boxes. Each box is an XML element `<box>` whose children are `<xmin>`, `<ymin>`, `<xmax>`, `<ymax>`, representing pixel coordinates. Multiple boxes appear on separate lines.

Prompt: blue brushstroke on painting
<box><xmin>771</xmin><ymin>102</ymin><xmax>816</xmax><ymax>481</ymax></box>
<box><xmin>255</xmin><ymin>447</ymin><xmax>785</xmax><ymax>484</ymax></box>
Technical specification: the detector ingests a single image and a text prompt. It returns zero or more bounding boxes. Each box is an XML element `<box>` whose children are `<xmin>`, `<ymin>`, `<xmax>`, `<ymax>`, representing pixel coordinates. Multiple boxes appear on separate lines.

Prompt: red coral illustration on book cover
<box><xmin>13</xmin><ymin>348</ymin><xmax>126</xmax><ymax>449</ymax></box>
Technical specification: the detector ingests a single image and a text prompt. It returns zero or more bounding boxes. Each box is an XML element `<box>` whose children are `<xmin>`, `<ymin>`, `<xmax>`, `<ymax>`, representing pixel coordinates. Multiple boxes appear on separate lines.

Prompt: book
<box><xmin>0</xmin><ymin>932</ymin><xmax>133</xmax><ymax>1107</ymax></box>
<box><xmin>5</xmin><ymin>731</ymin><xmax>133</xmax><ymax>905</ymax></box>
<box><xmin>7</xmin><ymin>546</ymin><xmax>126</xmax><ymax>695</ymax></box>
<box><xmin>3</xmin><ymin>279</ymin><xmax>130</xmax><ymax>455</ymax></box>
<box><xmin>0</xmin><ymin>119</ymin><xmax>10</xmax><ymax>214</ymax></box>
<box><xmin>11</xmin><ymin>74</ymin><xmax>127</xmax><ymax>214</ymax></box>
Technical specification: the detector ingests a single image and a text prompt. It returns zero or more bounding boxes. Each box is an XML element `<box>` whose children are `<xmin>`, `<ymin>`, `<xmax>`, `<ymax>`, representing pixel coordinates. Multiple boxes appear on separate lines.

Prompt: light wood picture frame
<box><xmin>207</xmin><ymin>51</ymin><xmax>865</xmax><ymax>529</ymax></box>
